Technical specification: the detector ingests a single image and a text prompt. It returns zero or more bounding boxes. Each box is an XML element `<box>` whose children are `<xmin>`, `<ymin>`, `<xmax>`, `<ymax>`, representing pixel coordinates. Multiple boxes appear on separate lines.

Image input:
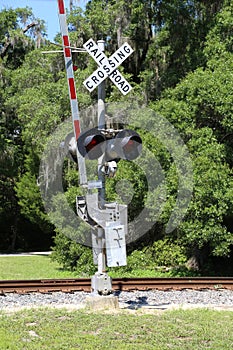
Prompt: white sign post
<box><xmin>83</xmin><ymin>38</ymin><xmax>134</xmax><ymax>95</ymax></box>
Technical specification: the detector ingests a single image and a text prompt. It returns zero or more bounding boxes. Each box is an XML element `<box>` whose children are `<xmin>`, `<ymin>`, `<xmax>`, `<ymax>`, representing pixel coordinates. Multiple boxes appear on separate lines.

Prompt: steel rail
<box><xmin>0</xmin><ymin>277</ymin><xmax>233</xmax><ymax>294</ymax></box>
<box><xmin>113</xmin><ymin>277</ymin><xmax>233</xmax><ymax>291</ymax></box>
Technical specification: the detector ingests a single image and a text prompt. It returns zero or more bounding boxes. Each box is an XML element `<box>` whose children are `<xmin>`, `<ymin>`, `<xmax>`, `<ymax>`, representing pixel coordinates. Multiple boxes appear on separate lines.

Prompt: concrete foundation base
<box><xmin>85</xmin><ymin>294</ymin><xmax>119</xmax><ymax>310</ymax></box>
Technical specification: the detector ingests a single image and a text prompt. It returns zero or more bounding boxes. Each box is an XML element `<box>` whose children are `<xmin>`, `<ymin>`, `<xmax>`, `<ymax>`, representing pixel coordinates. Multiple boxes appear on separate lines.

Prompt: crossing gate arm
<box><xmin>57</xmin><ymin>0</ymin><xmax>87</xmax><ymax>185</ymax></box>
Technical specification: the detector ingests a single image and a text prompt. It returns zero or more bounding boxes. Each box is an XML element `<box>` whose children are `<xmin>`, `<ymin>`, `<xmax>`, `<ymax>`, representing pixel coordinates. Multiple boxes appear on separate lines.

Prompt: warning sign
<box><xmin>83</xmin><ymin>38</ymin><xmax>134</xmax><ymax>95</ymax></box>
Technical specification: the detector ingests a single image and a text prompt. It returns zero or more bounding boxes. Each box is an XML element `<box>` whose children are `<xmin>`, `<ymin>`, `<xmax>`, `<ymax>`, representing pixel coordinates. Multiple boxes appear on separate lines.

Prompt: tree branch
<box><xmin>0</xmin><ymin>22</ymin><xmax>37</xmax><ymax>59</ymax></box>
<box><xmin>22</xmin><ymin>22</ymin><xmax>37</xmax><ymax>33</ymax></box>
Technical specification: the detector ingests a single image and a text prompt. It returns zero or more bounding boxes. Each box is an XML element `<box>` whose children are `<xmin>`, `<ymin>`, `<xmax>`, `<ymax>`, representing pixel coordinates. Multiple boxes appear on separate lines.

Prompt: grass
<box><xmin>108</xmin><ymin>267</ymin><xmax>199</xmax><ymax>278</ymax></box>
<box><xmin>0</xmin><ymin>255</ymin><xmax>78</xmax><ymax>280</ymax></box>
<box><xmin>0</xmin><ymin>255</ymin><xmax>188</xmax><ymax>280</ymax></box>
<box><xmin>0</xmin><ymin>308</ymin><xmax>232</xmax><ymax>349</ymax></box>
<box><xmin>1</xmin><ymin>256</ymin><xmax>232</xmax><ymax>349</ymax></box>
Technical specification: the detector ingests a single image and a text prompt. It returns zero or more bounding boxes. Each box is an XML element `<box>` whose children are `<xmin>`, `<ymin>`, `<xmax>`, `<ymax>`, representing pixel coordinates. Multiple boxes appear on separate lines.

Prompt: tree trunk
<box><xmin>8</xmin><ymin>215</ymin><xmax>18</xmax><ymax>251</ymax></box>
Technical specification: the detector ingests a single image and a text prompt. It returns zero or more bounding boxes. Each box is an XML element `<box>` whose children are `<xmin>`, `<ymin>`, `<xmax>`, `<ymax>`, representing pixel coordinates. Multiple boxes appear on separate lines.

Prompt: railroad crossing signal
<box><xmin>83</xmin><ymin>38</ymin><xmax>134</xmax><ymax>95</ymax></box>
<box><xmin>57</xmin><ymin>0</ymin><xmax>134</xmax><ymax>295</ymax></box>
<box><xmin>76</xmin><ymin>127</ymin><xmax>142</xmax><ymax>162</ymax></box>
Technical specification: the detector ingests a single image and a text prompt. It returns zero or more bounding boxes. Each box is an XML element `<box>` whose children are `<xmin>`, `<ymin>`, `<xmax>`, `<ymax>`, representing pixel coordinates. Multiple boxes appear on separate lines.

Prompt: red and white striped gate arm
<box><xmin>57</xmin><ymin>0</ymin><xmax>87</xmax><ymax>185</ymax></box>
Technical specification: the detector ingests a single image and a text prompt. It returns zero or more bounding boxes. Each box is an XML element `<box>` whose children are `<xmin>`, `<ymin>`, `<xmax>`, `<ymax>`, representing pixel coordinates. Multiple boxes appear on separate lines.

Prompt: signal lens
<box><xmin>77</xmin><ymin>129</ymin><xmax>106</xmax><ymax>160</ymax></box>
<box><xmin>85</xmin><ymin>135</ymin><xmax>103</xmax><ymax>151</ymax></box>
<box><xmin>117</xmin><ymin>130</ymin><xmax>142</xmax><ymax>160</ymax></box>
<box><xmin>84</xmin><ymin>135</ymin><xmax>105</xmax><ymax>159</ymax></box>
<box><xmin>123</xmin><ymin>137</ymin><xmax>141</xmax><ymax>153</ymax></box>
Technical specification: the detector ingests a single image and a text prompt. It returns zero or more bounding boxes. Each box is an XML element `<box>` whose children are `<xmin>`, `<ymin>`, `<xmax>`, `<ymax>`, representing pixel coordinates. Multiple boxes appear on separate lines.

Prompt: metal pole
<box><xmin>97</xmin><ymin>40</ymin><xmax>106</xmax><ymax>273</ymax></box>
<box><xmin>91</xmin><ymin>40</ymin><xmax>112</xmax><ymax>295</ymax></box>
<box><xmin>97</xmin><ymin>39</ymin><xmax>106</xmax><ymax>275</ymax></box>
<box><xmin>97</xmin><ymin>39</ymin><xmax>106</xmax><ymax>209</ymax></box>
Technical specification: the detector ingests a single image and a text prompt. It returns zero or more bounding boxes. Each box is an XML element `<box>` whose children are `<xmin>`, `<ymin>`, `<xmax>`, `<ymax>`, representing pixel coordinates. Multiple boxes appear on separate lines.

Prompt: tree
<box><xmin>1</xmin><ymin>2</ymin><xmax>233</xmax><ymax>274</ymax></box>
<box><xmin>149</xmin><ymin>1</ymin><xmax>233</xmax><ymax>267</ymax></box>
<box><xmin>0</xmin><ymin>7</ymin><xmax>46</xmax><ymax>67</ymax></box>
<box><xmin>50</xmin><ymin>0</ymin><xmax>233</xmax><ymax>273</ymax></box>
<box><xmin>141</xmin><ymin>0</ymin><xmax>225</xmax><ymax>100</ymax></box>
<box><xmin>0</xmin><ymin>8</ymin><xmax>47</xmax><ymax>250</ymax></box>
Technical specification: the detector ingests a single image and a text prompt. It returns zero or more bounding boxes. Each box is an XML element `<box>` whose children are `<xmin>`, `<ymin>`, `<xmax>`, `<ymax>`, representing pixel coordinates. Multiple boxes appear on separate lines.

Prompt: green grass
<box><xmin>0</xmin><ymin>308</ymin><xmax>232</xmax><ymax>349</ymax></box>
<box><xmin>0</xmin><ymin>255</ymin><xmax>188</xmax><ymax>280</ymax></box>
<box><xmin>0</xmin><ymin>257</ymin><xmax>232</xmax><ymax>349</ymax></box>
<box><xmin>108</xmin><ymin>267</ymin><xmax>198</xmax><ymax>278</ymax></box>
<box><xmin>0</xmin><ymin>255</ymin><xmax>78</xmax><ymax>280</ymax></box>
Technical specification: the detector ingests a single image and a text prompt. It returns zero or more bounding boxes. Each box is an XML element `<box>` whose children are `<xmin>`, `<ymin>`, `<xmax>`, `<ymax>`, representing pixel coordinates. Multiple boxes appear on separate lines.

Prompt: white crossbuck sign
<box><xmin>83</xmin><ymin>38</ymin><xmax>134</xmax><ymax>95</ymax></box>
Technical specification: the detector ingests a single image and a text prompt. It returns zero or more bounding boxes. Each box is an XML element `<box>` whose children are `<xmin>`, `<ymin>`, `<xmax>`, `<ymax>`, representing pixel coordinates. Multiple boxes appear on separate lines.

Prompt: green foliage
<box><xmin>1</xmin><ymin>3</ymin><xmax>233</xmax><ymax>273</ymax></box>
<box><xmin>204</xmin><ymin>2</ymin><xmax>233</xmax><ymax>58</ymax></box>
<box><xmin>109</xmin><ymin>239</ymin><xmax>187</xmax><ymax>278</ymax></box>
<box><xmin>141</xmin><ymin>0</ymin><xmax>225</xmax><ymax>99</ymax></box>
<box><xmin>51</xmin><ymin>232</ymin><xmax>95</xmax><ymax>275</ymax></box>
<box><xmin>15</xmin><ymin>171</ymin><xmax>50</xmax><ymax>230</ymax></box>
<box><xmin>0</xmin><ymin>6</ymin><xmax>46</xmax><ymax>69</ymax></box>
<box><xmin>105</xmin><ymin>160</ymin><xmax>147</xmax><ymax>220</ymax></box>
<box><xmin>149</xmin><ymin>239</ymin><xmax>187</xmax><ymax>266</ymax></box>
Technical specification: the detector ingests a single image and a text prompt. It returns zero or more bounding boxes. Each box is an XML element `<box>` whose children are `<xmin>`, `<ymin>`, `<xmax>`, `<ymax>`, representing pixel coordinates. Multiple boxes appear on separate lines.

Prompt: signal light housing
<box><xmin>115</xmin><ymin>129</ymin><xmax>142</xmax><ymax>160</ymax></box>
<box><xmin>77</xmin><ymin>128</ymin><xmax>106</xmax><ymax>160</ymax></box>
<box><xmin>61</xmin><ymin>132</ymin><xmax>78</xmax><ymax>162</ymax></box>
<box><xmin>76</xmin><ymin>128</ymin><xmax>142</xmax><ymax>162</ymax></box>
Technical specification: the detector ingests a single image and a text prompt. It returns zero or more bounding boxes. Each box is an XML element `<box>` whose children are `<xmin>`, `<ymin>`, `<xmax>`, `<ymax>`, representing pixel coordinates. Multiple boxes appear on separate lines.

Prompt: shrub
<box><xmin>150</xmin><ymin>238</ymin><xmax>187</xmax><ymax>267</ymax></box>
<box><xmin>51</xmin><ymin>231</ymin><xmax>96</xmax><ymax>276</ymax></box>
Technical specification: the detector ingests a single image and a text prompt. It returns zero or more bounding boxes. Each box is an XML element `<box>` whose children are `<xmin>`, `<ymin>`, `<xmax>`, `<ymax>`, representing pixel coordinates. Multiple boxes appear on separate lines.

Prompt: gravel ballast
<box><xmin>1</xmin><ymin>289</ymin><xmax>233</xmax><ymax>312</ymax></box>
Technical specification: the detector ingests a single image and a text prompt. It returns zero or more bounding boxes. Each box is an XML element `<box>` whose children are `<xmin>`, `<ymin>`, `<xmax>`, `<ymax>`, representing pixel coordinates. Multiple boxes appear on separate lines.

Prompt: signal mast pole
<box><xmin>57</xmin><ymin>1</ymin><xmax>111</xmax><ymax>294</ymax></box>
<box><xmin>97</xmin><ymin>39</ymin><xmax>106</xmax><ymax>207</ymax></box>
<box><xmin>97</xmin><ymin>40</ymin><xmax>107</xmax><ymax>276</ymax></box>
<box><xmin>57</xmin><ymin>1</ymin><xmax>136</xmax><ymax>296</ymax></box>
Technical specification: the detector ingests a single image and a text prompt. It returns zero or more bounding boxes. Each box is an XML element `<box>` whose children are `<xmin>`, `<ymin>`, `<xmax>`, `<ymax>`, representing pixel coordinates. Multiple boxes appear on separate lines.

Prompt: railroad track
<box><xmin>0</xmin><ymin>277</ymin><xmax>233</xmax><ymax>294</ymax></box>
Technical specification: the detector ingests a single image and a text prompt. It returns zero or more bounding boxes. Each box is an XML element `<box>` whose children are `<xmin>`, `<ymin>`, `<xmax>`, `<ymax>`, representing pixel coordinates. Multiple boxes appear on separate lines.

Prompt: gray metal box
<box><xmin>105</xmin><ymin>224</ymin><xmax>127</xmax><ymax>267</ymax></box>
